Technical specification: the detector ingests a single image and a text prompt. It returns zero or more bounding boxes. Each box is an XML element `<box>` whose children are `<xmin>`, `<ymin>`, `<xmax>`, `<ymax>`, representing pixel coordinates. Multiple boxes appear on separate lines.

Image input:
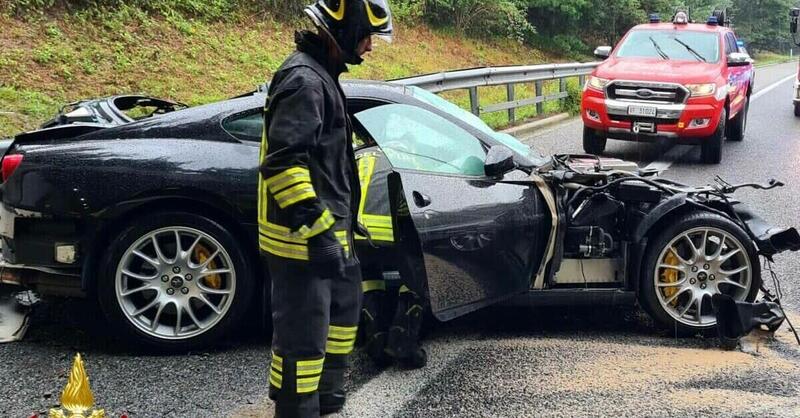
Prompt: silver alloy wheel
<box><xmin>115</xmin><ymin>226</ymin><xmax>236</xmax><ymax>340</ymax></box>
<box><xmin>654</xmin><ymin>226</ymin><xmax>752</xmax><ymax>327</ymax></box>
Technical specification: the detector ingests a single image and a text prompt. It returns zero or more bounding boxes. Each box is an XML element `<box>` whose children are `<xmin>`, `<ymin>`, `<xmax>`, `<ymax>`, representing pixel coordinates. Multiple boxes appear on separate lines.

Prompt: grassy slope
<box><xmin>0</xmin><ymin>10</ymin><xmax>568</xmax><ymax>137</ymax></box>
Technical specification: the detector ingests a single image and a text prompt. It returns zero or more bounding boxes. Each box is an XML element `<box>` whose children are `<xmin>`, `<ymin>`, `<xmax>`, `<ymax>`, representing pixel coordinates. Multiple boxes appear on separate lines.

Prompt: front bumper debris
<box><xmin>0</xmin><ymin>285</ymin><xmax>38</xmax><ymax>343</ymax></box>
<box><xmin>712</xmin><ymin>293</ymin><xmax>786</xmax><ymax>350</ymax></box>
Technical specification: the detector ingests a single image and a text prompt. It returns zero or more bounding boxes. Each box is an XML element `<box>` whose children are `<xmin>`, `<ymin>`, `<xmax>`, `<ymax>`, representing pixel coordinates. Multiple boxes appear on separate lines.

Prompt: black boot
<box><xmin>360</xmin><ymin>283</ymin><xmax>392</xmax><ymax>367</ymax></box>
<box><xmin>319</xmin><ymin>390</ymin><xmax>346</xmax><ymax>415</ymax></box>
<box><xmin>386</xmin><ymin>288</ymin><xmax>427</xmax><ymax>370</ymax></box>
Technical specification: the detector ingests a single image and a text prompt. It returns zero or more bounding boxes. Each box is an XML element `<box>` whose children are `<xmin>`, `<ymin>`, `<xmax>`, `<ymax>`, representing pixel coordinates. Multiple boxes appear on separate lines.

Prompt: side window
<box><xmin>355</xmin><ymin>104</ymin><xmax>487</xmax><ymax>176</ymax></box>
<box><xmin>222</xmin><ymin>111</ymin><xmax>263</xmax><ymax>142</ymax></box>
<box><xmin>725</xmin><ymin>33</ymin><xmax>737</xmax><ymax>55</ymax></box>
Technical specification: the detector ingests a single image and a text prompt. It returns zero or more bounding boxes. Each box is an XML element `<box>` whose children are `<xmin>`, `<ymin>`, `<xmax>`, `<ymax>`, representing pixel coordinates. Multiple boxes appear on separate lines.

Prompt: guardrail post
<box><xmin>534</xmin><ymin>81</ymin><xmax>543</xmax><ymax>115</ymax></box>
<box><xmin>469</xmin><ymin>87</ymin><xmax>480</xmax><ymax>116</ymax></box>
<box><xmin>559</xmin><ymin>78</ymin><xmax>567</xmax><ymax>109</ymax></box>
<box><xmin>506</xmin><ymin>84</ymin><xmax>515</xmax><ymax>123</ymax></box>
<box><xmin>578</xmin><ymin>75</ymin><xmax>586</xmax><ymax>89</ymax></box>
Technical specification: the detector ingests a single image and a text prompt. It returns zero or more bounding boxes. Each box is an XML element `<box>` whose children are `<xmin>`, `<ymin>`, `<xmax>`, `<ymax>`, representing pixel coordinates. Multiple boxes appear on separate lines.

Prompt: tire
<box><xmin>701</xmin><ymin>108</ymin><xmax>725</xmax><ymax>164</ymax></box>
<box><xmin>582</xmin><ymin>126</ymin><xmax>607</xmax><ymax>155</ymax></box>
<box><xmin>639</xmin><ymin>212</ymin><xmax>761</xmax><ymax>336</ymax></box>
<box><xmin>97</xmin><ymin>211</ymin><xmax>255</xmax><ymax>352</ymax></box>
<box><xmin>794</xmin><ymin>103</ymin><xmax>800</xmax><ymax>118</ymax></box>
<box><xmin>726</xmin><ymin>98</ymin><xmax>748</xmax><ymax>142</ymax></box>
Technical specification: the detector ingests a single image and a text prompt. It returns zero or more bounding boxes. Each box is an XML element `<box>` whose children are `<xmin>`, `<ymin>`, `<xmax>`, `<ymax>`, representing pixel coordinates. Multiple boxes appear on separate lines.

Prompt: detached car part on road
<box><xmin>1</xmin><ymin>81</ymin><xmax>797</xmax><ymax>351</ymax></box>
<box><xmin>581</xmin><ymin>9</ymin><xmax>754</xmax><ymax>164</ymax></box>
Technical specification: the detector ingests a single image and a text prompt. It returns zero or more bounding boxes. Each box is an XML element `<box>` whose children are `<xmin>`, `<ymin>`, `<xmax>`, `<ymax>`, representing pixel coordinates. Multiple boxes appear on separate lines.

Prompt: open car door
<box><xmin>355</xmin><ymin>104</ymin><xmax>548</xmax><ymax>321</ymax></box>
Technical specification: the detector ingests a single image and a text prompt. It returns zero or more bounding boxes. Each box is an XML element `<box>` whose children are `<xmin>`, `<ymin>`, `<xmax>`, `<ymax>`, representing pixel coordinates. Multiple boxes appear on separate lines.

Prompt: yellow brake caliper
<box><xmin>661</xmin><ymin>251</ymin><xmax>680</xmax><ymax>306</ymax></box>
<box><xmin>195</xmin><ymin>245</ymin><xmax>222</xmax><ymax>289</ymax></box>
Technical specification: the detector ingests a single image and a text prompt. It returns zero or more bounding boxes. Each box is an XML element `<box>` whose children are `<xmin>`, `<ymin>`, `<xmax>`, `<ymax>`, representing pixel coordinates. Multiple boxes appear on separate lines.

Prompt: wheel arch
<box><xmin>81</xmin><ymin>191</ymin><xmax>261</xmax><ymax>294</ymax></box>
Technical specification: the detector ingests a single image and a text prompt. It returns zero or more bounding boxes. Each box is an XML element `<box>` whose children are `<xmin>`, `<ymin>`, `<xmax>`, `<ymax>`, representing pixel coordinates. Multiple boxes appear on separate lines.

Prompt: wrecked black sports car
<box><xmin>1</xmin><ymin>81</ymin><xmax>797</xmax><ymax>350</ymax></box>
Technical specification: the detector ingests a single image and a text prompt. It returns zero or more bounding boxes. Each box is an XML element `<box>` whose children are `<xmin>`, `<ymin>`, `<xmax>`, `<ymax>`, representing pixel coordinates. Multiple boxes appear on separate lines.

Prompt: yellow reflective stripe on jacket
<box><xmin>362</xmin><ymin>214</ymin><xmax>391</xmax><ymax>227</ymax></box>
<box><xmin>357</xmin><ymin>155</ymin><xmax>377</xmax><ymax>221</ymax></box>
<box><xmin>264</xmin><ymin>167</ymin><xmax>311</xmax><ymax>193</ymax></box>
<box><xmin>259</xmin><ymin>223</ymin><xmax>308</xmax><ymax>245</ymax></box>
<box><xmin>274</xmin><ymin>182</ymin><xmax>316</xmax><ymax>209</ymax></box>
<box><xmin>259</xmin><ymin>236</ymin><xmax>309</xmax><ymax>261</ymax></box>
<box><xmin>362</xmin><ymin>280</ymin><xmax>386</xmax><ymax>293</ymax></box>
<box><xmin>297</xmin><ymin>209</ymin><xmax>336</xmax><ymax>239</ymax></box>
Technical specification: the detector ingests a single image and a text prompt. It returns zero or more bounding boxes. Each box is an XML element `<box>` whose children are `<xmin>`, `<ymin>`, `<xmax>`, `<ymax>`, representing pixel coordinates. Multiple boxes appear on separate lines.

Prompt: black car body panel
<box><xmin>390</xmin><ymin>169</ymin><xmax>549</xmax><ymax>321</ymax></box>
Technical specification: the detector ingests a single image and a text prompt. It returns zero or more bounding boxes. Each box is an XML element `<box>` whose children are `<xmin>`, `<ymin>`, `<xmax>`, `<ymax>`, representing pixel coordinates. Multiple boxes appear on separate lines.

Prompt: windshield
<box><xmin>616</xmin><ymin>30</ymin><xmax>720</xmax><ymax>63</ymax></box>
<box><xmin>409</xmin><ymin>86</ymin><xmax>541</xmax><ymax>159</ymax></box>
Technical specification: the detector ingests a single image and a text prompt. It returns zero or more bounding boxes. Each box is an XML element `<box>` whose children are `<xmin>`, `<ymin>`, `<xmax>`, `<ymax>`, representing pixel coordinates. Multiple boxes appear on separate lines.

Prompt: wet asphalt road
<box><xmin>1</xmin><ymin>62</ymin><xmax>800</xmax><ymax>418</ymax></box>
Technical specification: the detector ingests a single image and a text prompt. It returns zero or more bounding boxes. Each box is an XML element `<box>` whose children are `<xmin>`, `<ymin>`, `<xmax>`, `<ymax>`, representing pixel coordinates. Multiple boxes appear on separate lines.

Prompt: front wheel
<box><xmin>582</xmin><ymin>126</ymin><xmax>607</xmax><ymax>155</ymax></box>
<box><xmin>727</xmin><ymin>98</ymin><xmax>748</xmax><ymax>142</ymax></box>
<box><xmin>700</xmin><ymin>109</ymin><xmax>725</xmax><ymax>164</ymax></box>
<box><xmin>794</xmin><ymin>103</ymin><xmax>800</xmax><ymax>118</ymax></box>
<box><xmin>639</xmin><ymin>212</ymin><xmax>760</xmax><ymax>336</ymax></box>
<box><xmin>97</xmin><ymin>211</ymin><xmax>255</xmax><ymax>352</ymax></box>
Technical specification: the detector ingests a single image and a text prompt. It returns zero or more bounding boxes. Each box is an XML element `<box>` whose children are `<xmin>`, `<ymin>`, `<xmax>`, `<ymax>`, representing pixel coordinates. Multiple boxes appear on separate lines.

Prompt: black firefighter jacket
<box><xmin>258</xmin><ymin>32</ymin><xmax>361</xmax><ymax>262</ymax></box>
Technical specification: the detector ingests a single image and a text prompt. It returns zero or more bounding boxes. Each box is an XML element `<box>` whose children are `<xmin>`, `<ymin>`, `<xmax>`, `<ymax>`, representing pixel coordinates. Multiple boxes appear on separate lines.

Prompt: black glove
<box><xmin>308</xmin><ymin>229</ymin><xmax>346</xmax><ymax>278</ymax></box>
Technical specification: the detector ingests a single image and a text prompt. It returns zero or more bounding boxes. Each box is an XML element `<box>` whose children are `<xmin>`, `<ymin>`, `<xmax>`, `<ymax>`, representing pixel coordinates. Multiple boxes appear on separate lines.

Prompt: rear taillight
<box><xmin>2</xmin><ymin>154</ymin><xmax>23</xmax><ymax>182</ymax></box>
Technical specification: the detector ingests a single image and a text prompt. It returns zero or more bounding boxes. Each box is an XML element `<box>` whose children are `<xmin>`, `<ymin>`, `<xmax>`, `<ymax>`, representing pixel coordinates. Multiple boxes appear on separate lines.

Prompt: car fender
<box><xmin>632</xmin><ymin>193</ymin><xmax>690</xmax><ymax>243</ymax></box>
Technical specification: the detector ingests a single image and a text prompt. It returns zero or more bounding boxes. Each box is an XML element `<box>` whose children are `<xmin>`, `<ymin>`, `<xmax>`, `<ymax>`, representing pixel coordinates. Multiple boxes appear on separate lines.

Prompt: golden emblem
<box><xmin>48</xmin><ymin>353</ymin><xmax>106</xmax><ymax>418</ymax></box>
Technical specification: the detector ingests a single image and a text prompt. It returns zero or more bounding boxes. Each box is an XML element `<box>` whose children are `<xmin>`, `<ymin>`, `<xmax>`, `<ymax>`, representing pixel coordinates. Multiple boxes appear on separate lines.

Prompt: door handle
<box><xmin>412</xmin><ymin>191</ymin><xmax>432</xmax><ymax>208</ymax></box>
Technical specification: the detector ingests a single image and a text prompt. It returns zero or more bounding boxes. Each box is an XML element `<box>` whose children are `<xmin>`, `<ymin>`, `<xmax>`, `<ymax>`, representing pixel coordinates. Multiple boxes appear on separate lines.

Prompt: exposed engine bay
<box><xmin>524</xmin><ymin>154</ymin><xmax>800</xmax><ymax>344</ymax></box>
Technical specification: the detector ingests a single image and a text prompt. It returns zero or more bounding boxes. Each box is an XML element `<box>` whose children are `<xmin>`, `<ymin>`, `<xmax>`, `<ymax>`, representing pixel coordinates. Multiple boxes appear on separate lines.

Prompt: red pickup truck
<box><xmin>581</xmin><ymin>11</ymin><xmax>754</xmax><ymax>164</ymax></box>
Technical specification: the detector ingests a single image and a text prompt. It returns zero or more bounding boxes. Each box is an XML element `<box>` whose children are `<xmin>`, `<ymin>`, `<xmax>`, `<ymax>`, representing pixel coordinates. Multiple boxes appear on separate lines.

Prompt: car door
<box><xmin>354</xmin><ymin>103</ymin><xmax>547</xmax><ymax>321</ymax></box>
<box><xmin>725</xmin><ymin>32</ymin><xmax>750</xmax><ymax>117</ymax></box>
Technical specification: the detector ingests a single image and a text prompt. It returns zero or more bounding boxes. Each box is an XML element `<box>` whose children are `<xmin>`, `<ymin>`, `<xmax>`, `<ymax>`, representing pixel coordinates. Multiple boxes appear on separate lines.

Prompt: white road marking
<box><xmin>751</xmin><ymin>73</ymin><xmax>797</xmax><ymax>101</ymax></box>
<box><xmin>643</xmin><ymin>72</ymin><xmax>797</xmax><ymax>172</ymax></box>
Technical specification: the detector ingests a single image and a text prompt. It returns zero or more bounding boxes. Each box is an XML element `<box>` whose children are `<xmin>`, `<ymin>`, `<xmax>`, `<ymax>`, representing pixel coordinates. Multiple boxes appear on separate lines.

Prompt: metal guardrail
<box><xmin>392</xmin><ymin>62</ymin><xmax>600</xmax><ymax>122</ymax></box>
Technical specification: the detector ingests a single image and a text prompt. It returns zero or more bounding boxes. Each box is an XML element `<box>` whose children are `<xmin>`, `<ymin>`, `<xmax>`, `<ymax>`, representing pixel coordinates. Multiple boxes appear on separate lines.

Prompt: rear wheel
<box><xmin>97</xmin><ymin>211</ymin><xmax>255</xmax><ymax>352</ymax></box>
<box><xmin>701</xmin><ymin>109</ymin><xmax>725</xmax><ymax>164</ymax></box>
<box><xmin>794</xmin><ymin>103</ymin><xmax>800</xmax><ymax>117</ymax></box>
<box><xmin>639</xmin><ymin>212</ymin><xmax>760</xmax><ymax>336</ymax></box>
<box><xmin>582</xmin><ymin>126</ymin><xmax>607</xmax><ymax>155</ymax></box>
<box><xmin>727</xmin><ymin>98</ymin><xmax>748</xmax><ymax>141</ymax></box>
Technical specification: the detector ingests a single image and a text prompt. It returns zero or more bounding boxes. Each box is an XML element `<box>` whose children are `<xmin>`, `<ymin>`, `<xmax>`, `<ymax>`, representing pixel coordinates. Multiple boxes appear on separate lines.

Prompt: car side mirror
<box><xmin>484</xmin><ymin>145</ymin><xmax>516</xmax><ymax>178</ymax></box>
<box><xmin>727</xmin><ymin>52</ymin><xmax>751</xmax><ymax>67</ymax></box>
<box><xmin>593</xmin><ymin>46</ymin><xmax>612</xmax><ymax>59</ymax></box>
<box><xmin>791</xmin><ymin>8</ymin><xmax>800</xmax><ymax>34</ymax></box>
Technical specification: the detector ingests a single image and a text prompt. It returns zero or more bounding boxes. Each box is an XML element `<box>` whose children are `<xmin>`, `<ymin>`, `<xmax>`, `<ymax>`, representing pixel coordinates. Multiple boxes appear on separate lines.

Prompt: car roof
<box><xmin>77</xmin><ymin>80</ymin><xmax>419</xmax><ymax>142</ymax></box>
<box><xmin>630</xmin><ymin>23</ymin><xmax>730</xmax><ymax>34</ymax></box>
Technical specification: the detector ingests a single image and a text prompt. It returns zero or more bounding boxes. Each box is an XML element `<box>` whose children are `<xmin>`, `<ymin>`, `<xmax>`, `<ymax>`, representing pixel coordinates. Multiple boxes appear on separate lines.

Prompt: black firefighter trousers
<box><xmin>265</xmin><ymin>253</ymin><xmax>362</xmax><ymax>418</ymax></box>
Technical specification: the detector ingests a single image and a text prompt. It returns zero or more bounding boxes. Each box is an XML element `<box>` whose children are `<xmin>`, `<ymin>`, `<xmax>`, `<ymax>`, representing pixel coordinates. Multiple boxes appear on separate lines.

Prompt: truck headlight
<box><xmin>586</xmin><ymin>76</ymin><xmax>609</xmax><ymax>92</ymax></box>
<box><xmin>686</xmin><ymin>83</ymin><xmax>716</xmax><ymax>97</ymax></box>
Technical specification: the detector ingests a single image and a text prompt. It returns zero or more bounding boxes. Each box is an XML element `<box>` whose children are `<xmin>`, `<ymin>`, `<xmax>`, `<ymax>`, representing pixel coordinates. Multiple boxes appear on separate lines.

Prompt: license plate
<box><xmin>628</xmin><ymin>105</ymin><xmax>657</xmax><ymax>117</ymax></box>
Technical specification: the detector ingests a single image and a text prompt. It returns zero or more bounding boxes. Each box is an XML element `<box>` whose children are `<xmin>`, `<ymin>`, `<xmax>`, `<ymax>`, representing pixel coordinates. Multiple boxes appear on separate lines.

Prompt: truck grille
<box><xmin>605</xmin><ymin>81</ymin><xmax>689</xmax><ymax>104</ymax></box>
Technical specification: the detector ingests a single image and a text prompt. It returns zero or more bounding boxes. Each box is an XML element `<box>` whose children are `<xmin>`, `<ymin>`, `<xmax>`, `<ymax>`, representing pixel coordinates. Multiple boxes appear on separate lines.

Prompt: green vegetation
<box><xmin>1</xmin><ymin>0</ymin><xmax>795</xmax><ymax>137</ymax></box>
<box><xmin>0</xmin><ymin>3</ymin><xmax>562</xmax><ymax>137</ymax></box>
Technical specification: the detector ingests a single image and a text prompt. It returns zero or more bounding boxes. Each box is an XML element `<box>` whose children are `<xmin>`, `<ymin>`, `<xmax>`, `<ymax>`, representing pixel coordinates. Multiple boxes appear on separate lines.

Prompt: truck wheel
<box><xmin>727</xmin><ymin>98</ymin><xmax>748</xmax><ymax>142</ymax></box>
<box><xmin>794</xmin><ymin>104</ymin><xmax>800</xmax><ymax>117</ymax></box>
<box><xmin>639</xmin><ymin>212</ymin><xmax>760</xmax><ymax>336</ymax></box>
<box><xmin>582</xmin><ymin>126</ymin><xmax>607</xmax><ymax>155</ymax></box>
<box><xmin>97</xmin><ymin>211</ymin><xmax>255</xmax><ymax>352</ymax></box>
<box><xmin>701</xmin><ymin>109</ymin><xmax>725</xmax><ymax>164</ymax></box>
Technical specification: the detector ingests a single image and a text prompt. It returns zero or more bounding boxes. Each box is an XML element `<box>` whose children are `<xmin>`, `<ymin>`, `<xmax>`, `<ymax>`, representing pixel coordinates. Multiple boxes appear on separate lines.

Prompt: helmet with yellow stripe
<box><xmin>304</xmin><ymin>0</ymin><xmax>394</xmax><ymax>65</ymax></box>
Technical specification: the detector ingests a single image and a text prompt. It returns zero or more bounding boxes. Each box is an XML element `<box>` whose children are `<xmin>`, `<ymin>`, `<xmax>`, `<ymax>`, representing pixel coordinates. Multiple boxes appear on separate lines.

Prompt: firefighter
<box><xmin>258</xmin><ymin>1</ymin><xmax>393</xmax><ymax>417</ymax></box>
<box><xmin>355</xmin><ymin>147</ymin><xmax>427</xmax><ymax>369</ymax></box>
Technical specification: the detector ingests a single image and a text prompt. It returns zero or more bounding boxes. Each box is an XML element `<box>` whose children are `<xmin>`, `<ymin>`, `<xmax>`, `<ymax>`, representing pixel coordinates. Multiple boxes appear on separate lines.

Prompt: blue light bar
<box><xmin>649</xmin><ymin>13</ymin><xmax>661</xmax><ymax>23</ymax></box>
<box><xmin>707</xmin><ymin>16</ymin><xmax>719</xmax><ymax>25</ymax></box>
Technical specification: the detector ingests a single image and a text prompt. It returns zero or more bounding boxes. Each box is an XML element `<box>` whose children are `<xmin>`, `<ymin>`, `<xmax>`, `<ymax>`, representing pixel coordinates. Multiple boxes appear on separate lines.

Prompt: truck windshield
<box><xmin>616</xmin><ymin>30</ymin><xmax>720</xmax><ymax>63</ymax></box>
